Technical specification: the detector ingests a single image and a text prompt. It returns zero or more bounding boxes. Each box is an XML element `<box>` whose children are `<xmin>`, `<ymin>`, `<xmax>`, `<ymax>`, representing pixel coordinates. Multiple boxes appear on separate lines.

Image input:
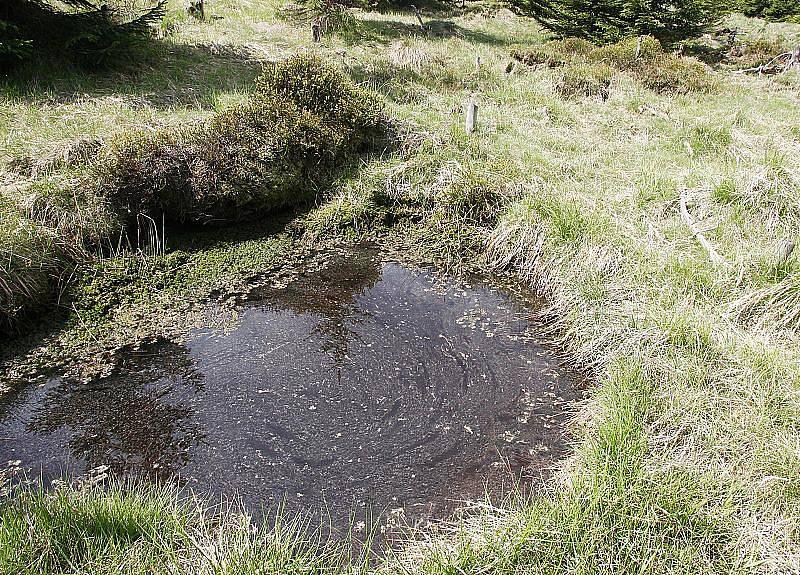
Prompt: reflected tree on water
<box><xmin>26</xmin><ymin>339</ymin><xmax>205</xmax><ymax>479</ymax></box>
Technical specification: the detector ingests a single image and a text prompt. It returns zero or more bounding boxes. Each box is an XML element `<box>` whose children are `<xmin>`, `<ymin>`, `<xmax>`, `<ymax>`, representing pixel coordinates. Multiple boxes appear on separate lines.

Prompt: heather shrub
<box><xmin>100</xmin><ymin>55</ymin><xmax>391</xmax><ymax>225</ymax></box>
<box><xmin>588</xmin><ymin>36</ymin><xmax>663</xmax><ymax>68</ymax></box>
<box><xmin>729</xmin><ymin>37</ymin><xmax>793</xmax><ymax>69</ymax></box>
<box><xmin>549</xmin><ymin>37</ymin><xmax>595</xmax><ymax>56</ymax></box>
<box><xmin>556</xmin><ymin>61</ymin><xmax>614</xmax><ymax>99</ymax></box>
<box><xmin>636</xmin><ymin>55</ymin><xmax>718</xmax><ymax>94</ymax></box>
<box><xmin>511</xmin><ymin>45</ymin><xmax>567</xmax><ymax>68</ymax></box>
<box><xmin>588</xmin><ymin>37</ymin><xmax>717</xmax><ymax>94</ymax></box>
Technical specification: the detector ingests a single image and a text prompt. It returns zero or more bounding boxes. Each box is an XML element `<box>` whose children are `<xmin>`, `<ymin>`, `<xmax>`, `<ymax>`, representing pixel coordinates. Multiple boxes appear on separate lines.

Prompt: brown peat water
<box><xmin>0</xmin><ymin>246</ymin><xmax>584</xmax><ymax>534</ymax></box>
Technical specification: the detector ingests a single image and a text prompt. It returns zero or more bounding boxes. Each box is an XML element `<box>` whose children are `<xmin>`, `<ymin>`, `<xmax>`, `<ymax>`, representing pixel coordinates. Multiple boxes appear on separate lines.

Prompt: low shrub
<box><xmin>588</xmin><ymin>35</ymin><xmax>663</xmax><ymax>68</ymax></box>
<box><xmin>550</xmin><ymin>37</ymin><xmax>595</xmax><ymax>56</ymax></box>
<box><xmin>556</xmin><ymin>62</ymin><xmax>614</xmax><ymax>99</ymax></box>
<box><xmin>512</xmin><ymin>38</ymin><xmax>595</xmax><ymax>68</ymax></box>
<box><xmin>515</xmin><ymin>37</ymin><xmax>714</xmax><ymax>95</ymax></box>
<box><xmin>511</xmin><ymin>46</ymin><xmax>567</xmax><ymax>68</ymax></box>
<box><xmin>728</xmin><ymin>37</ymin><xmax>793</xmax><ymax>69</ymax></box>
<box><xmin>589</xmin><ymin>36</ymin><xmax>716</xmax><ymax>94</ymax></box>
<box><xmin>100</xmin><ymin>54</ymin><xmax>391</xmax><ymax>225</ymax></box>
<box><xmin>636</xmin><ymin>55</ymin><xmax>717</xmax><ymax>94</ymax></box>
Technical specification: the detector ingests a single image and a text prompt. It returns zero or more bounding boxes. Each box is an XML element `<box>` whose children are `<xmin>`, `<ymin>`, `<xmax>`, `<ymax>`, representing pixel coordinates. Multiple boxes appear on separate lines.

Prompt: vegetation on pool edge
<box><xmin>2</xmin><ymin>1</ymin><xmax>800</xmax><ymax>573</ymax></box>
<box><xmin>0</xmin><ymin>53</ymin><xmax>390</xmax><ymax>331</ymax></box>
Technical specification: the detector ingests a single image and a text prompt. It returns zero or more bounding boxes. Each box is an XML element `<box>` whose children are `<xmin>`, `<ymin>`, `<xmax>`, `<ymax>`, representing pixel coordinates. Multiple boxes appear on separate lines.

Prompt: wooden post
<box><xmin>312</xmin><ymin>20</ymin><xmax>322</xmax><ymax>42</ymax></box>
<box><xmin>475</xmin><ymin>55</ymin><xmax>481</xmax><ymax>72</ymax></box>
<box><xmin>776</xmin><ymin>238</ymin><xmax>796</xmax><ymax>266</ymax></box>
<box><xmin>465</xmin><ymin>95</ymin><xmax>477</xmax><ymax>134</ymax></box>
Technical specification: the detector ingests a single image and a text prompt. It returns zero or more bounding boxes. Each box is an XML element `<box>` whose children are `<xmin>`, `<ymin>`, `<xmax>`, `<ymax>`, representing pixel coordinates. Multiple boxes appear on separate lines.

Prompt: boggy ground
<box><xmin>2</xmin><ymin>0</ymin><xmax>800</xmax><ymax>573</ymax></box>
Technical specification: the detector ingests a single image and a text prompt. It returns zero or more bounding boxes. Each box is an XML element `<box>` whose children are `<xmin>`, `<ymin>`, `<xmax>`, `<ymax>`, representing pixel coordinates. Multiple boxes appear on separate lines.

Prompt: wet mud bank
<box><xmin>0</xmin><ymin>245</ymin><xmax>586</xmax><ymax>534</ymax></box>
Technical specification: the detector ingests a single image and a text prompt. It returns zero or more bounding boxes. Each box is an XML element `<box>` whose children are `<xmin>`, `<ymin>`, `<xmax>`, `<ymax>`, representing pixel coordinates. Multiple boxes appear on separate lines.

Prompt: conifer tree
<box><xmin>739</xmin><ymin>0</ymin><xmax>799</xmax><ymax>22</ymax></box>
<box><xmin>0</xmin><ymin>0</ymin><xmax>166</xmax><ymax>71</ymax></box>
<box><xmin>518</xmin><ymin>0</ymin><xmax>722</xmax><ymax>45</ymax></box>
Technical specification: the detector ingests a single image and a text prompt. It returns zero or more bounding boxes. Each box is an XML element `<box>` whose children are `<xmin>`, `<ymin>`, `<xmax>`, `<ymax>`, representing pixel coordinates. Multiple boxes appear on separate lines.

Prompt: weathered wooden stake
<box><xmin>475</xmin><ymin>55</ymin><xmax>481</xmax><ymax>72</ymax></box>
<box><xmin>465</xmin><ymin>96</ymin><xmax>478</xmax><ymax>134</ymax></box>
<box><xmin>776</xmin><ymin>238</ymin><xmax>796</xmax><ymax>266</ymax></box>
<box><xmin>312</xmin><ymin>20</ymin><xmax>322</xmax><ymax>42</ymax></box>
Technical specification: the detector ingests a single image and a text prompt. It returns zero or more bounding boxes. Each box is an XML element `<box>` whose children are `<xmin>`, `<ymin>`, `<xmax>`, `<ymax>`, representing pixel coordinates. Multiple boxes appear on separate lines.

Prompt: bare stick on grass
<box><xmin>680</xmin><ymin>188</ymin><xmax>728</xmax><ymax>266</ymax></box>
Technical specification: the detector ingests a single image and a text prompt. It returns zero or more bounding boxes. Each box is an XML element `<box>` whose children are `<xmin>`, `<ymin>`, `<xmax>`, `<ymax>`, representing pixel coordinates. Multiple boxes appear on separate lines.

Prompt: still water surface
<box><xmin>0</xmin><ymin>247</ymin><xmax>582</xmax><ymax>531</ymax></box>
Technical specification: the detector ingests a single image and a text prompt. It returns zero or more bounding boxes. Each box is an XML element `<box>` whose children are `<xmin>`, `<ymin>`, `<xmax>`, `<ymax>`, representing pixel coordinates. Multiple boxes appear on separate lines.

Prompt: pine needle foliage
<box><xmin>0</xmin><ymin>0</ymin><xmax>166</xmax><ymax>70</ymax></box>
<box><xmin>516</xmin><ymin>0</ymin><xmax>723</xmax><ymax>45</ymax></box>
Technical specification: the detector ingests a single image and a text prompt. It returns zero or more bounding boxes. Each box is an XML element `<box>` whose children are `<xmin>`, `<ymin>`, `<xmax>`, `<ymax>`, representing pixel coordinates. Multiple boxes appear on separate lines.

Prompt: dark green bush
<box><xmin>100</xmin><ymin>55</ymin><xmax>391</xmax><ymax>225</ymax></box>
<box><xmin>0</xmin><ymin>21</ymin><xmax>33</xmax><ymax>69</ymax></box>
<box><xmin>0</xmin><ymin>0</ymin><xmax>165</xmax><ymax>70</ymax></box>
<box><xmin>737</xmin><ymin>0</ymin><xmax>800</xmax><ymax>21</ymax></box>
<box><xmin>516</xmin><ymin>0</ymin><xmax>721</xmax><ymax>45</ymax></box>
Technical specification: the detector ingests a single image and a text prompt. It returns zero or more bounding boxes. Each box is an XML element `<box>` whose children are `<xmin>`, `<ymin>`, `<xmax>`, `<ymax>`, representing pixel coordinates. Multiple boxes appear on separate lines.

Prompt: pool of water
<box><xmin>0</xmin><ymin>247</ymin><xmax>583</xmax><ymax>532</ymax></box>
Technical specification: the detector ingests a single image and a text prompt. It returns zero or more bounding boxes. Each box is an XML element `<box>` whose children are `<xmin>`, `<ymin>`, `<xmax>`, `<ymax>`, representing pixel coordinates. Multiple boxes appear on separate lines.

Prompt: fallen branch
<box><xmin>409</xmin><ymin>4</ymin><xmax>426</xmax><ymax>32</ymax></box>
<box><xmin>736</xmin><ymin>46</ymin><xmax>800</xmax><ymax>75</ymax></box>
<box><xmin>680</xmin><ymin>188</ymin><xmax>729</xmax><ymax>266</ymax></box>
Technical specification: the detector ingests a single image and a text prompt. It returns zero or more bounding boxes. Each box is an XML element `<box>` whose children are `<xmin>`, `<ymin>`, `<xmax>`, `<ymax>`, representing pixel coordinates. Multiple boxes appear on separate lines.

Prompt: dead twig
<box><xmin>736</xmin><ymin>46</ymin><xmax>800</xmax><ymax>75</ymax></box>
<box><xmin>409</xmin><ymin>4</ymin><xmax>426</xmax><ymax>32</ymax></box>
<box><xmin>680</xmin><ymin>188</ymin><xmax>729</xmax><ymax>267</ymax></box>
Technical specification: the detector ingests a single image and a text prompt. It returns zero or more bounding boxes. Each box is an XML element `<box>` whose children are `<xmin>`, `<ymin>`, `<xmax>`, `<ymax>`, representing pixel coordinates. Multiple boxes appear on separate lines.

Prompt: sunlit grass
<box><xmin>2</xmin><ymin>0</ymin><xmax>800</xmax><ymax>573</ymax></box>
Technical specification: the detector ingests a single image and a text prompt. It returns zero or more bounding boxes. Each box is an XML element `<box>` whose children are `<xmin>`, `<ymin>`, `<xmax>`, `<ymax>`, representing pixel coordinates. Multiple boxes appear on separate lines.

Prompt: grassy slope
<box><xmin>2</xmin><ymin>1</ymin><xmax>800</xmax><ymax>573</ymax></box>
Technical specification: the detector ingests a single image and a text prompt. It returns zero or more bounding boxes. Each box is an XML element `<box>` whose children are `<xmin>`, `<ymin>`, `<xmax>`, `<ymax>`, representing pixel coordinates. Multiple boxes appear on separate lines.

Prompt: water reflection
<box><xmin>0</xmin><ymin>247</ymin><xmax>583</xmax><ymax>533</ymax></box>
<box><xmin>252</xmin><ymin>248</ymin><xmax>383</xmax><ymax>367</ymax></box>
<box><xmin>1</xmin><ymin>339</ymin><xmax>204</xmax><ymax>481</ymax></box>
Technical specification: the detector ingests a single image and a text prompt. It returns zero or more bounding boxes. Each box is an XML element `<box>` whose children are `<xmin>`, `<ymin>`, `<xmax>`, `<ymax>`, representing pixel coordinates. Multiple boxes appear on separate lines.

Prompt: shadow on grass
<box><xmin>342</xmin><ymin>17</ymin><xmax>508</xmax><ymax>46</ymax></box>
<box><xmin>1</xmin><ymin>40</ymin><xmax>265</xmax><ymax>109</ymax></box>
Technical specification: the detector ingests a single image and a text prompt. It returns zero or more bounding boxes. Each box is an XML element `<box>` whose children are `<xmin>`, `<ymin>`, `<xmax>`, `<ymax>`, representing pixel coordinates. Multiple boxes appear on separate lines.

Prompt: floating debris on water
<box><xmin>0</xmin><ymin>245</ymin><xmax>584</xmax><ymax>535</ymax></box>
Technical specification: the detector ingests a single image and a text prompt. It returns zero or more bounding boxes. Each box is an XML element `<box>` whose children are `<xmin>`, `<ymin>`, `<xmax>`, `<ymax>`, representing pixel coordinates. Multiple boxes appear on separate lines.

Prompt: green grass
<box><xmin>0</xmin><ymin>480</ymin><xmax>355</xmax><ymax>575</ymax></box>
<box><xmin>2</xmin><ymin>0</ymin><xmax>800</xmax><ymax>573</ymax></box>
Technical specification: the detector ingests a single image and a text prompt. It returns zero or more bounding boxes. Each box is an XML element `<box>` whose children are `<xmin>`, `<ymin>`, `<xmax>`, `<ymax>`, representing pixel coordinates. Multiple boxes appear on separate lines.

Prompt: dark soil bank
<box><xmin>0</xmin><ymin>247</ymin><xmax>584</xmax><ymax>533</ymax></box>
